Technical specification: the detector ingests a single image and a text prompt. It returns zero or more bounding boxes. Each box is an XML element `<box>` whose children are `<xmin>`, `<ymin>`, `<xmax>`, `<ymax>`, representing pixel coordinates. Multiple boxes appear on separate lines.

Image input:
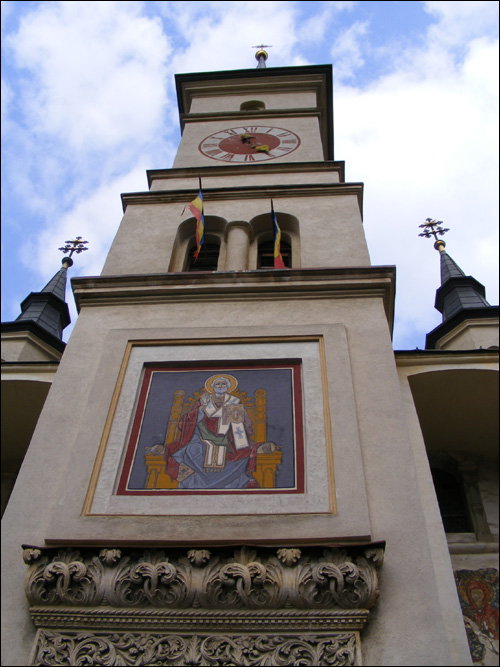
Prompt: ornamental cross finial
<box><xmin>418</xmin><ymin>218</ymin><xmax>450</xmax><ymax>251</ymax></box>
<box><xmin>58</xmin><ymin>236</ymin><xmax>89</xmax><ymax>266</ymax></box>
<box><xmin>252</xmin><ymin>44</ymin><xmax>272</xmax><ymax>68</ymax></box>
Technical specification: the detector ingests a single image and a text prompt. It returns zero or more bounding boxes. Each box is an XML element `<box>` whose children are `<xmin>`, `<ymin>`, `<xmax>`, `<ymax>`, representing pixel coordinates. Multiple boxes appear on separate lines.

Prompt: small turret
<box><xmin>1</xmin><ymin>237</ymin><xmax>88</xmax><ymax>361</ymax></box>
<box><xmin>419</xmin><ymin>219</ymin><xmax>498</xmax><ymax>350</ymax></box>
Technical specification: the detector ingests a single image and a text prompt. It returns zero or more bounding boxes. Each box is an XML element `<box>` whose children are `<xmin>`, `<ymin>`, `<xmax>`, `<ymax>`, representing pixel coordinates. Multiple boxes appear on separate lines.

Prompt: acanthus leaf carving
<box><xmin>25</xmin><ymin>544</ymin><xmax>383</xmax><ymax>612</ymax></box>
<box><xmin>219</xmin><ymin>548</ymin><xmax>267</xmax><ymax>608</ymax></box>
<box><xmin>32</xmin><ymin>630</ymin><xmax>358</xmax><ymax>666</ymax></box>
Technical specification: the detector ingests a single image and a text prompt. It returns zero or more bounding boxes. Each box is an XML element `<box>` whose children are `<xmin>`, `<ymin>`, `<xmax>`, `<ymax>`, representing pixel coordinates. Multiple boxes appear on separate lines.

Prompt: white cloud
<box><xmin>7</xmin><ymin>1</ymin><xmax>170</xmax><ymax>152</ymax></box>
<box><xmin>330</xmin><ymin>21</ymin><xmax>368</xmax><ymax>81</ymax></box>
<box><xmin>160</xmin><ymin>1</ymin><xmax>302</xmax><ymax>72</ymax></box>
<box><xmin>424</xmin><ymin>1</ymin><xmax>499</xmax><ymax>46</ymax></box>
<box><xmin>1</xmin><ymin>0</ymin><xmax>14</xmax><ymax>29</ymax></box>
<box><xmin>21</xmin><ymin>165</ymin><xmax>145</xmax><ymax>276</ymax></box>
<box><xmin>297</xmin><ymin>1</ymin><xmax>354</xmax><ymax>46</ymax></box>
<box><xmin>1</xmin><ymin>78</ymin><xmax>13</xmax><ymax>134</ymax></box>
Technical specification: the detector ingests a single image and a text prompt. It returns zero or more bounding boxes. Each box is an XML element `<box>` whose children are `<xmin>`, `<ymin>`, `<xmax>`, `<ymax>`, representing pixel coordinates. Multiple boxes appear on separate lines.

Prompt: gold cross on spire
<box><xmin>419</xmin><ymin>218</ymin><xmax>450</xmax><ymax>252</ymax></box>
<box><xmin>58</xmin><ymin>236</ymin><xmax>89</xmax><ymax>266</ymax></box>
<box><xmin>418</xmin><ymin>218</ymin><xmax>450</xmax><ymax>251</ymax></box>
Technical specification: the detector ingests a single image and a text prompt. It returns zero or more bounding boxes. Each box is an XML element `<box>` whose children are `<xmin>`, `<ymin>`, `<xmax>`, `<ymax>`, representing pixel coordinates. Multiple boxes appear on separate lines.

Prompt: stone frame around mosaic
<box><xmin>44</xmin><ymin>325</ymin><xmax>372</xmax><ymax>546</ymax></box>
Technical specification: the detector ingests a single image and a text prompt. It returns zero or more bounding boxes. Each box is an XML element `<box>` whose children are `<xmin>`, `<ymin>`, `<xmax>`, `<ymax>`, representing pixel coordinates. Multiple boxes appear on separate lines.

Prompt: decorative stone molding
<box><xmin>31</xmin><ymin>630</ymin><xmax>359</xmax><ymax>666</ymax></box>
<box><xmin>25</xmin><ymin>544</ymin><xmax>384</xmax><ymax>666</ymax></box>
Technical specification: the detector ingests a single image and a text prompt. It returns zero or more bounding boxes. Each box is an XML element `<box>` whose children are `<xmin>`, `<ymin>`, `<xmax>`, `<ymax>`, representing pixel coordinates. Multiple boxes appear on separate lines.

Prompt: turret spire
<box><xmin>14</xmin><ymin>236</ymin><xmax>89</xmax><ymax>341</ymax></box>
<box><xmin>420</xmin><ymin>219</ymin><xmax>496</xmax><ymax>349</ymax></box>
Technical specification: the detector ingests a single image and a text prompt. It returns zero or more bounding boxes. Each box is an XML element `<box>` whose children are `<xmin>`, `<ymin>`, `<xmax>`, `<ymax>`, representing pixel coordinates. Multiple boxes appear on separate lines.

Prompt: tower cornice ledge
<box><xmin>147</xmin><ymin>161</ymin><xmax>346</xmax><ymax>188</ymax></box>
<box><xmin>122</xmin><ymin>181</ymin><xmax>363</xmax><ymax>216</ymax></box>
<box><xmin>71</xmin><ymin>266</ymin><xmax>395</xmax><ymax>332</ymax></box>
<box><xmin>180</xmin><ymin>107</ymin><xmax>325</xmax><ymax>123</ymax></box>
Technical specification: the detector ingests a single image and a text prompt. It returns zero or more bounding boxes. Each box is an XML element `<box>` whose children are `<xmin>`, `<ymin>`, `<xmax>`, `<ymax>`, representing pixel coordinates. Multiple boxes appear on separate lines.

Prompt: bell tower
<box><xmin>101</xmin><ymin>64</ymin><xmax>370</xmax><ymax>277</ymax></box>
<box><xmin>2</xmin><ymin>59</ymin><xmax>473</xmax><ymax>667</ymax></box>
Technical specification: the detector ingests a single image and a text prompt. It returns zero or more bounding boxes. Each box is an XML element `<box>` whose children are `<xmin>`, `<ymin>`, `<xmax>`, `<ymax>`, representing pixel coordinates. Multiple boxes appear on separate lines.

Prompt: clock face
<box><xmin>199</xmin><ymin>126</ymin><xmax>301</xmax><ymax>162</ymax></box>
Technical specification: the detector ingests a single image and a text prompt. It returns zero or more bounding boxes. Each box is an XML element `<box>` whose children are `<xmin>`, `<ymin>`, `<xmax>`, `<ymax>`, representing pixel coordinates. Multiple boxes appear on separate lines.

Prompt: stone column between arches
<box><xmin>224</xmin><ymin>221</ymin><xmax>253</xmax><ymax>271</ymax></box>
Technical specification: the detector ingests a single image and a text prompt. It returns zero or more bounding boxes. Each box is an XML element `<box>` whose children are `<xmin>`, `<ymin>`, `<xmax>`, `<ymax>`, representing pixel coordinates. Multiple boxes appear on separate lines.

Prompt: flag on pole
<box><xmin>271</xmin><ymin>200</ymin><xmax>286</xmax><ymax>269</ymax></box>
<box><xmin>183</xmin><ymin>178</ymin><xmax>205</xmax><ymax>261</ymax></box>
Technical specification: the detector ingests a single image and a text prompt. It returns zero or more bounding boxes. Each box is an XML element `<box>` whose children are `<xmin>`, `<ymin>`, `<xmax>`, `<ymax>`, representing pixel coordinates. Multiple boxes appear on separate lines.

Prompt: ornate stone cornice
<box><xmin>25</xmin><ymin>545</ymin><xmax>384</xmax><ymax>666</ymax></box>
<box><xmin>24</xmin><ymin>545</ymin><xmax>383</xmax><ymax>612</ymax></box>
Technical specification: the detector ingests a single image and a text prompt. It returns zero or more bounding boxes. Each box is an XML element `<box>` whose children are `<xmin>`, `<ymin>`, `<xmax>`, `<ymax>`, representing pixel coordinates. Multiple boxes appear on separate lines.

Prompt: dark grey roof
<box><xmin>435</xmin><ymin>251</ymin><xmax>490</xmax><ymax>321</ymax></box>
<box><xmin>41</xmin><ymin>265</ymin><xmax>69</xmax><ymax>302</ymax></box>
<box><xmin>14</xmin><ymin>264</ymin><xmax>71</xmax><ymax>341</ymax></box>
<box><xmin>439</xmin><ymin>249</ymin><xmax>466</xmax><ymax>282</ymax></box>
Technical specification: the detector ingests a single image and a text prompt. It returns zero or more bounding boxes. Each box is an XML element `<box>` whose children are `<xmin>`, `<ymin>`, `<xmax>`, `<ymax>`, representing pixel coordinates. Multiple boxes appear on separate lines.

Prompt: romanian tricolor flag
<box><xmin>183</xmin><ymin>178</ymin><xmax>205</xmax><ymax>261</ymax></box>
<box><xmin>271</xmin><ymin>200</ymin><xmax>286</xmax><ymax>269</ymax></box>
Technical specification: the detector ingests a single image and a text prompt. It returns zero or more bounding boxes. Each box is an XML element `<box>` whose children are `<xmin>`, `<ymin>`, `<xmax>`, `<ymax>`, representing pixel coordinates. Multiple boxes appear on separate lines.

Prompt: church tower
<box><xmin>2</xmin><ymin>58</ymin><xmax>476</xmax><ymax>666</ymax></box>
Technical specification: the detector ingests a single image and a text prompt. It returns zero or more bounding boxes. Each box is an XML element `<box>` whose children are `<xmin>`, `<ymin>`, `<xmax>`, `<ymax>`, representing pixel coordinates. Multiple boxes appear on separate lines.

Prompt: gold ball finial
<box><xmin>252</xmin><ymin>44</ymin><xmax>272</xmax><ymax>69</ymax></box>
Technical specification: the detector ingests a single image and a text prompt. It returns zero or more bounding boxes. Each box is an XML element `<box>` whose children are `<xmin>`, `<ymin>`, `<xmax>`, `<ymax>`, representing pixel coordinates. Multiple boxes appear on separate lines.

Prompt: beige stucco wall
<box><xmin>2</xmin><ymin>286</ymin><xmax>473</xmax><ymax>665</ymax></box>
<box><xmin>436</xmin><ymin>319</ymin><xmax>500</xmax><ymax>350</ymax></box>
<box><xmin>1</xmin><ymin>332</ymin><xmax>62</xmax><ymax>362</ymax></box>
<box><xmin>189</xmin><ymin>90</ymin><xmax>318</xmax><ymax>114</ymax></box>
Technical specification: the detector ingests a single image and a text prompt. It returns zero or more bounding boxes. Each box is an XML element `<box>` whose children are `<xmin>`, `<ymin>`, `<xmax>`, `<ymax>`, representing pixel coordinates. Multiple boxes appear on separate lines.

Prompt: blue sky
<box><xmin>1</xmin><ymin>1</ymin><xmax>498</xmax><ymax>349</ymax></box>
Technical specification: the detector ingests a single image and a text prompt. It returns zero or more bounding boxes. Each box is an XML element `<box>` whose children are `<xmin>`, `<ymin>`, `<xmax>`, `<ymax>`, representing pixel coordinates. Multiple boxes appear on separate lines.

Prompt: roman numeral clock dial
<box><xmin>199</xmin><ymin>126</ymin><xmax>300</xmax><ymax>162</ymax></box>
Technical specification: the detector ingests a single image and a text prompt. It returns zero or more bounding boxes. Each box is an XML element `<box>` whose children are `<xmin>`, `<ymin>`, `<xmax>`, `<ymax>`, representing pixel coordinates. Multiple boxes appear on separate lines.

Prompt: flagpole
<box><xmin>199</xmin><ymin>176</ymin><xmax>207</xmax><ymax>259</ymax></box>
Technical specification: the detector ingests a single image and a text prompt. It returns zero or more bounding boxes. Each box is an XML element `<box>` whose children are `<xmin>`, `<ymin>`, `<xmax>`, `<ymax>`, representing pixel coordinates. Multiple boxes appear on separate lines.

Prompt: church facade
<box><xmin>2</xmin><ymin>60</ymin><xmax>498</xmax><ymax>666</ymax></box>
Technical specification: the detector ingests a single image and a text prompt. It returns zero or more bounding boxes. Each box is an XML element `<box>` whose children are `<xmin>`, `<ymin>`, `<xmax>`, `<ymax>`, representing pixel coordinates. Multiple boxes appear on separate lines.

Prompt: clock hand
<box><xmin>239</xmin><ymin>133</ymin><xmax>269</xmax><ymax>153</ymax></box>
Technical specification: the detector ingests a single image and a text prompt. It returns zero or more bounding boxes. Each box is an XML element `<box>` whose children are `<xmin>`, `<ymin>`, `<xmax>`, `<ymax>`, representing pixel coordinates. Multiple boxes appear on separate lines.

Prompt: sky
<box><xmin>1</xmin><ymin>0</ymin><xmax>498</xmax><ymax>350</ymax></box>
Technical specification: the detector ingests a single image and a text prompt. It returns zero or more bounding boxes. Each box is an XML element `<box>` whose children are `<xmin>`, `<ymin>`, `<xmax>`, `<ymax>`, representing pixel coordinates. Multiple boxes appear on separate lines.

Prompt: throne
<box><xmin>144</xmin><ymin>387</ymin><xmax>282</xmax><ymax>489</ymax></box>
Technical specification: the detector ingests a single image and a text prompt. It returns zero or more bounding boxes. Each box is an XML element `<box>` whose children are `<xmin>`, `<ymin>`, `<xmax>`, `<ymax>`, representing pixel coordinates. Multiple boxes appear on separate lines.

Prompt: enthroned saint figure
<box><xmin>164</xmin><ymin>374</ymin><xmax>260</xmax><ymax>489</ymax></box>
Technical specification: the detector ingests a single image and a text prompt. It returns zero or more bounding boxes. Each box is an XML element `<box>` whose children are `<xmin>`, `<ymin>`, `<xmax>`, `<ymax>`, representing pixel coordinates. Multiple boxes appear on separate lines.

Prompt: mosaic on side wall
<box><xmin>455</xmin><ymin>568</ymin><xmax>499</xmax><ymax>665</ymax></box>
